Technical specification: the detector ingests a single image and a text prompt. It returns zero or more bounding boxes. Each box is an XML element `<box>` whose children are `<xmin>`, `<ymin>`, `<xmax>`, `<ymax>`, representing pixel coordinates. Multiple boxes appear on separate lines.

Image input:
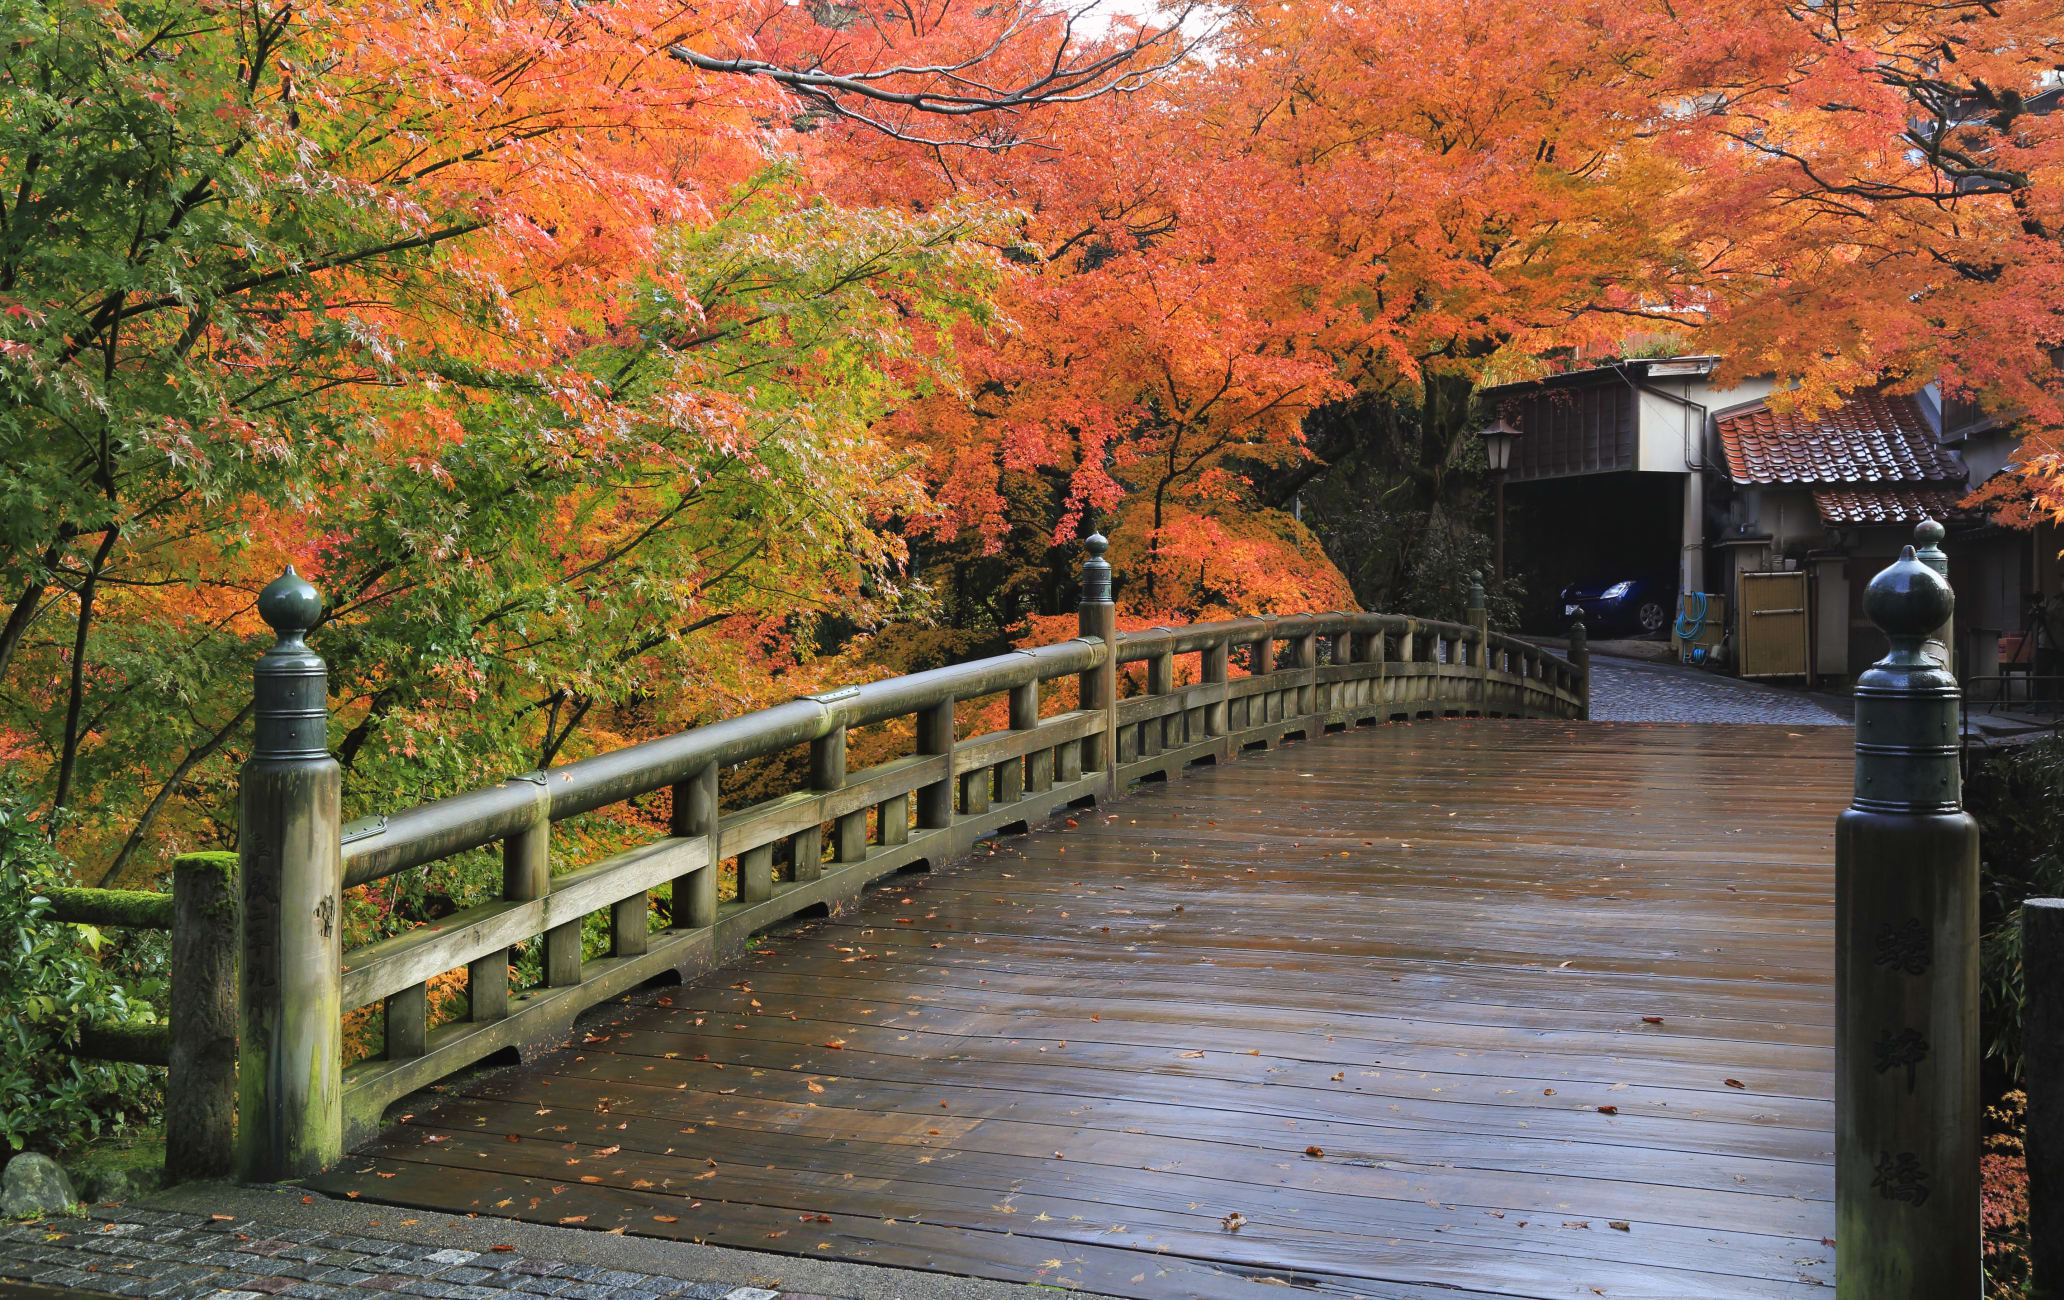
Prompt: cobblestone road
<box><xmin>0</xmin><ymin>1211</ymin><xmax>837</xmax><ymax>1300</ymax></box>
<box><xmin>1587</xmin><ymin>653</ymin><xmax>1851</xmax><ymax>726</ymax></box>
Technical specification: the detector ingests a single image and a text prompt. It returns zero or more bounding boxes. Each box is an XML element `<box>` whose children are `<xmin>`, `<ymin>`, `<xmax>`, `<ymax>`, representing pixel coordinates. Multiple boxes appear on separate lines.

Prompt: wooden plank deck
<box><xmin>308</xmin><ymin>719</ymin><xmax>1849</xmax><ymax>1299</ymax></box>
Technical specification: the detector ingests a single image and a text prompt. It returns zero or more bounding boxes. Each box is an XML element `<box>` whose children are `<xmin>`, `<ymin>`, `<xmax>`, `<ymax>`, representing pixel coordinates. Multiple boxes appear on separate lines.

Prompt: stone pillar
<box><xmin>1077</xmin><ymin>534</ymin><xmax>1117</xmax><ymax>792</ymax></box>
<box><xmin>1835</xmin><ymin>546</ymin><xmax>1979</xmax><ymax>1299</ymax></box>
<box><xmin>237</xmin><ymin>568</ymin><xmax>344</xmax><ymax>1181</ymax></box>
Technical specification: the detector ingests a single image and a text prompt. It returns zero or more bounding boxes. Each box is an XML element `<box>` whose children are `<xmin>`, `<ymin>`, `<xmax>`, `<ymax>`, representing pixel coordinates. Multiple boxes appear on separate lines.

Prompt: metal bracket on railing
<box><xmin>512</xmin><ymin>770</ymin><xmax>550</xmax><ymax>787</ymax></box>
<box><xmin>808</xmin><ymin>686</ymin><xmax>862</xmax><ymax>703</ymax></box>
<box><xmin>340</xmin><ymin>815</ymin><xmax>388</xmax><ymax>847</ymax></box>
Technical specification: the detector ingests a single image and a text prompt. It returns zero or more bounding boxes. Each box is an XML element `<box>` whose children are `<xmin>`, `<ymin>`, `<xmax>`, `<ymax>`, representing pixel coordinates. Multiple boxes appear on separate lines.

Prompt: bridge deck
<box><xmin>310</xmin><ymin>720</ymin><xmax>1848</xmax><ymax>1299</ymax></box>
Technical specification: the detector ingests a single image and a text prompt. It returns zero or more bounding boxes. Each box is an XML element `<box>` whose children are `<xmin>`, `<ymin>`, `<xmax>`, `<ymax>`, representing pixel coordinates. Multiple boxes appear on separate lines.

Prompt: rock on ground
<box><xmin>2</xmin><ymin>1153</ymin><xmax>76</xmax><ymax>1217</ymax></box>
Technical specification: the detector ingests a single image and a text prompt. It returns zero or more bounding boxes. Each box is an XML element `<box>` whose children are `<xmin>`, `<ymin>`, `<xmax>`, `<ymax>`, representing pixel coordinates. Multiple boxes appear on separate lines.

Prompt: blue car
<box><xmin>1560</xmin><ymin>574</ymin><xmax>1677</xmax><ymax>639</ymax></box>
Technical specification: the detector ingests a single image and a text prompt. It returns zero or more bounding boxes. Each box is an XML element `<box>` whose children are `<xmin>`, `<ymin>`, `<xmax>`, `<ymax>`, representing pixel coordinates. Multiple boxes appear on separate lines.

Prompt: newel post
<box><xmin>237</xmin><ymin>568</ymin><xmax>345</xmax><ymax>1181</ymax></box>
<box><xmin>1834</xmin><ymin>541</ymin><xmax>1979</xmax><ymax>1298</ymax></box>
<box><xmin>1467</xmin><ymin>571</ymin><xmax>1489</xmax><ymax>712</ymax></box>
<box><xmin>1568</xmin><ymin>616</ymin><xmax>1590</xmax><ymax>721</ymax></box>
<box><xmin>1078</xmin><ymin>533</ymin><xmax>1118</xmax><ymax>795</ymax></box>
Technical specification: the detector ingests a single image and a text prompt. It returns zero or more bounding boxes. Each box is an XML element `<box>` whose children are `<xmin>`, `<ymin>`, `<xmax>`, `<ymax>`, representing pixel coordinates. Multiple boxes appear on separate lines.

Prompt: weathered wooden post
<box><xmin>1467</xmin><ymin>571</ymin><xmax>1489</xmax><ymax>713</ymax></box>
<box><xmin>166</xmin><ymin>851</ymin><xmax>238</xmax><ymax>1181</ymax></box>
<box><xmin>670</xmin><ymin>762</ymin><xmax>720</xmax><ymax>930</ymax></box>
<box><xmin>1568</xmin><ymin>615</ymin><xmax>1590</xmax><ymax>721</ymax></box>
<box><xmin>1078</xmin><ymin>534</ymin><xmax>1117</xmax><ymax>793</ymax></box>
<box><xmin>1835</xmin><ymin>542</ymin><xmax>1979</xmax><ymax>1298</ymax></box>
<box><xmin>2024</xmin><ymin>898</ymin><xmax>2064</xmax><ymax>1295</ymax></box>
<box><xmin>237</xmin><ymin>568</ymin><xmax>344</xmax><ymax>1181</ymax></box>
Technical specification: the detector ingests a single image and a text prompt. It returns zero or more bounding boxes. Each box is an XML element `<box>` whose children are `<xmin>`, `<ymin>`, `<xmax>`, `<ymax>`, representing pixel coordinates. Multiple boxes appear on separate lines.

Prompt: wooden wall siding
<box><xmin>329</xmin><ymin>613</ymin><xmax>1585</xmax><ymax>1145</ymax></box>
<box><xmin>1507</xmin><ymin>382</ymin><xmax>1637</xmax><ymax>482</ymax></box>
<box><xmin>308</xmin><ymin>721</ymin><xmax>1847</xmax><ymax>1299</ymax></box>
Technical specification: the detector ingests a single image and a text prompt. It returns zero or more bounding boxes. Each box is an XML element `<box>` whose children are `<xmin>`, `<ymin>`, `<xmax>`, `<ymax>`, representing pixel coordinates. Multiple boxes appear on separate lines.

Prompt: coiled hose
<box><xmin>1675</xmin><ymin>592</ymin><xmax>1711</xmax><ymax>664</ymax></box>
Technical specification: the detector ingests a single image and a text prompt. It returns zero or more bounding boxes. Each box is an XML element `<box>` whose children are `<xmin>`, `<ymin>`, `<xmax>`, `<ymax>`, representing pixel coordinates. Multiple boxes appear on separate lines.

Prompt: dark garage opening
<box><xmin>1506</xmin><ymin>471</ymin><xmax>1682</xmax><ymax>634</ymax></box>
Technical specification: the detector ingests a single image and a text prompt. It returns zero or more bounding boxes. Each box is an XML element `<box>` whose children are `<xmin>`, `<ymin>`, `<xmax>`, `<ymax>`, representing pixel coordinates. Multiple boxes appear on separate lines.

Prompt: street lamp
<box><xmin>1478</xmin><ymin>417</ymin><xmax>1521</xmax><ymax>582</ymax></box>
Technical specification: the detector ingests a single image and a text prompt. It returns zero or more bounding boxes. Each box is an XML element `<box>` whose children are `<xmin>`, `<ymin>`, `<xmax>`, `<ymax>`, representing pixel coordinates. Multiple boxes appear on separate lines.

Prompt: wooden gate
<box><xmin>1739</xmin><ymin>570</ymin><xmax>1812</xmax><ymax>681</ymax></box>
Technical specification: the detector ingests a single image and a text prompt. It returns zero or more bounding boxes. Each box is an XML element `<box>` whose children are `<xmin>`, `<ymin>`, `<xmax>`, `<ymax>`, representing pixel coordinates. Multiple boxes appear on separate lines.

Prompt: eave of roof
<box><xmin>1480</xmin><ymin>356</ymin><xmax>1723</xmax><ymax>400</ymax></box>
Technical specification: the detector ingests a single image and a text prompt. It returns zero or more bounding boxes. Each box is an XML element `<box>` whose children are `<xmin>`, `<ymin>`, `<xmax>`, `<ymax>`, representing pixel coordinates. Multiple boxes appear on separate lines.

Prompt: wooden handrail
<box><xmin>215</xmin><ymin>538</ymin><xmax>1587</xmax><ymax>1174</ymax></box>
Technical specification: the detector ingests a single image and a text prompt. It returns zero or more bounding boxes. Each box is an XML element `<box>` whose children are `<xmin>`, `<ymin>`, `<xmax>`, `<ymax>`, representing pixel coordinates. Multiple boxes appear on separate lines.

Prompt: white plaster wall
<box><xmin>1635</xmin><ymin>375</ymin><xmax>1780</xmax><ymax>473</ymax></box>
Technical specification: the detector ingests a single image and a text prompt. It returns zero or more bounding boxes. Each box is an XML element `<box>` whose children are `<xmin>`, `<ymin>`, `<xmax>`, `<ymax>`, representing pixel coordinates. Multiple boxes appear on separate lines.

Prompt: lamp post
<box><xmin>1479</xmin><ymin>418</ymin><xmax>1520</xmax><ymax>582</ymax></box>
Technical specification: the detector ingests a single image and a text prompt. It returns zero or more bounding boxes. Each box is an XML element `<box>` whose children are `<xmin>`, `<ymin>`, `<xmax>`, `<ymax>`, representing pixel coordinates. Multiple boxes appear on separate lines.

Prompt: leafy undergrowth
<box><xmin>1985</xmin><ymin>1092</ymin><xmax>2033</xmax><ymax>1298</ymax></box>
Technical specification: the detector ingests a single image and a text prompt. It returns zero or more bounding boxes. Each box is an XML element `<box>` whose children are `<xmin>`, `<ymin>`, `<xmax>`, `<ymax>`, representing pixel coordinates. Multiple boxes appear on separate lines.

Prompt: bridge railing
<box><xmin>166</xmin><ymin>537</ymin><xmax>1589</xmax><ymax>1179</ymax></box>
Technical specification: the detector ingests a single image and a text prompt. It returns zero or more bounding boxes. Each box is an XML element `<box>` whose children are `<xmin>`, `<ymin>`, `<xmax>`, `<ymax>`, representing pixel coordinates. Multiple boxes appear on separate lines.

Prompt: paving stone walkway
<box><xmin>1586</xmin><ymin>653</ymin><xmax>1851</xmax><ymax>725</ymax></box>
<box><xmin>0</xmin><ymin>1211</ymin><xmax>829</xmax><ymax>1300</ymax></box>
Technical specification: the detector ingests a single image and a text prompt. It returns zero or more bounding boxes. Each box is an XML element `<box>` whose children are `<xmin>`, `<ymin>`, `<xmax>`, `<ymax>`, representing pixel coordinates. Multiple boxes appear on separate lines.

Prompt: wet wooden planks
<box><xmin>308</xmin><ymin>719</ymin><xmax>1850</xmax><ymax>1299</ymax></box>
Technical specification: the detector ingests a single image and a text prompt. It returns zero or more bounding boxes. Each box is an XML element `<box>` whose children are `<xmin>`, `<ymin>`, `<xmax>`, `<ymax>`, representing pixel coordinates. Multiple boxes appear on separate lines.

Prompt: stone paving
<box><xmin>1585</xmin><ymin>652</ymin><xmax>1852</xmax><ymax>725</ymax></box>
<box><xmin>0</xmin><ymin>1211</ymin><xmax>832</xmax><ymax>1300</ymax></box>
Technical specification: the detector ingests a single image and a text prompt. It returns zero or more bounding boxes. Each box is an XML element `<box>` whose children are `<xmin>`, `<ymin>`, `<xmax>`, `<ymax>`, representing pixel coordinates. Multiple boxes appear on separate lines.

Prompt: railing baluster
<box><xmin>505</xmin><ymin>778</ymin><xmax>578</xmax><ymax>989</ymax></box>
<box><xmin>671</xmin><ymin>761</ymin><xmax>719</xmax><ymax>930</ymax></box>
<box><xmin>961</xmin><ymin>757</ymin><xmax>993</xmax><ymax>814</ymax></box>
<box><xmin>1292</xmin><ymin>630</ymin><xmax>1317</xmax><ymax>719</ymax></box>
<box><xmin>1204</xmin><ymin>640</ymin><xmax>1229</xmax><ymax>737</ymax></box>
<box><xmin>741</xmin><ymin>842</ymin><xmax>775</xmax><ymax>904</ymax></box>
<box><xmin>796</xmin><ymin>726</ymin><xmax>841</xmax><ymax>881</ymax></box>
<box><xmin>877</xmin><ymin>791</ymin><xmax>910</xmax><ymax>845</ymax></box>
<box><xmin>819</xmin><ymin>722</ymin><xmax>867</xmax><ymax>865</ymax></box>
<box><xmin>610</xmin><ymin>892</ymin><xmax>649</xmax><ymax>957</ymax></box>
<box><xmin>1253</xmin><ymin>627</ymin><xmax>1277</xmax><ymax>725</ymax></box>
<box><xmin>1148</xmin><ymin>647</ymin><xmax>1174</xmax><ymax>754</ymax></box>
<box><xmin>385</xmin><ymin>983</ymin><xmax>427</xmax><ymax>1059</ymax></box>
<box><xmin>918</xmin><ymin>699</ymin><xmax>955</xmax><ymax>829</ymax></box>
<box><xmin>1012</xmin><ymin>679</ymin><xmax>1047</xmax><ymax>795</ymax></box>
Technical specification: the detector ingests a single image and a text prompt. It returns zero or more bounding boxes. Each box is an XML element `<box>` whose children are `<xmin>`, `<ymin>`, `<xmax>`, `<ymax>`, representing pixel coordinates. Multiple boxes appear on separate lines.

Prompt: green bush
<box><xmin>0</xmin><ymin>780</ymin><xmax>163</xmax><ymax>1154</ymax></box>
<box><xmin>1967</xmin><ymin>738</ymin><xmax>2064</xmax><ymax>1080</ymax></box>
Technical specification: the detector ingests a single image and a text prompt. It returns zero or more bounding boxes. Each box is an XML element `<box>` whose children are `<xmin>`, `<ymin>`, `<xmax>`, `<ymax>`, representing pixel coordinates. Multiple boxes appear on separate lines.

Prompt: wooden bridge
<box><xmin>308</xmin><ymin>719</ymin><xmax>1844</xmax><ymax>1299</ymax></box>
<box><xmin>57</xmin><ymin>540</ymin><xmax>1899</xmax><ymax>1297</ymax></box>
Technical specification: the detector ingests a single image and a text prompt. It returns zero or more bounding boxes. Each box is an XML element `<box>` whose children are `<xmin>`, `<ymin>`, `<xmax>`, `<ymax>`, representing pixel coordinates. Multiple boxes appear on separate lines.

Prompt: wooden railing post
<box><xmin>1468</xmin><ymin>571</ymin><xmax>1489</xmax><ymax>713</ymax></box>
<box><xmin>1292</xmin><ymin>628</ymin><xmax>1317</xmax><ymax>719</ymax></box>
<box><xmin>167</xmin><ymin>851</ymin><xmax>237</xmax><ymax>1181</ymax></box>
<box><xmin>1147</xmin><ymin>644</ymin><xmax>1175</xmax><ymax>755</ymax></box>
<box><xmin>803</xmin><ymin>719</ymin><xmax>844</xmax><ymax>878</ymax></box>
<box><xmin>1078</xmin><ymin>533</ymin><xmax>1117</xmax><ymax>794</ymax></box>
<box><xmin>671</xmin><ymin>762</ymin><xmax>719</xmax><ymax>930</ymax></box>
<box><xmin>237</xmin><ymin>567</ymin><xmax>344</xmax><ymax>1181</ymax></box>
<box><xmin>917</xmin><ymin>698</ymin><xmax>956</xmax><ymax>829</ymax></box>
<box><xmin>1835</xmin><ymin>541</ymin><xmax>1979</xmax><ymax>1298</ymax></box>
<box><xmin>1203</xmin><ymin>640</ymin><xmax>1229</xmax><ymax>738</ymax></box>
<box><xmin>2024</xmin><ymin>898</ymin><xmax>2064</xmax><ymax>1295</ymax></box>
<box><xmin>1012</xmin><ymin>675</ymin><xmax>1049</xmax><ymax>794</ymax></box>
<box><xmin>1568</xmin><ymin>615</ymin><xmax>1590</xmax><ymax>720</ymax></box>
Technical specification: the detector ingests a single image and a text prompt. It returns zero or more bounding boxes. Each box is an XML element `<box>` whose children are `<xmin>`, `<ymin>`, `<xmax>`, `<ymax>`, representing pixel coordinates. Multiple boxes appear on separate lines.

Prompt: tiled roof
<box><xmin>1718</xmin><ymin>393</ymin><xmax>1962</xmax><ymax>485</ymax></box>
<box><xmin>1812</xmin><ymin>485</ymin><xmax>1972</xmax><ymax>526</ymax></box>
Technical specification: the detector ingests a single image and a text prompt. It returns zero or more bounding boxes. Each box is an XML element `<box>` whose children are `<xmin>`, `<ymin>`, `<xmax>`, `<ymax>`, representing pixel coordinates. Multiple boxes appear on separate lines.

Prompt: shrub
<box><xmin>1966</xmin><ymin>738</ymin><xmax>2064</xmax><ymax>1078</ymax></box>
<box><xmin>0</xmin><ymin>780</ymin><xmax>163</xmax><ymax>1154</ymax></box>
